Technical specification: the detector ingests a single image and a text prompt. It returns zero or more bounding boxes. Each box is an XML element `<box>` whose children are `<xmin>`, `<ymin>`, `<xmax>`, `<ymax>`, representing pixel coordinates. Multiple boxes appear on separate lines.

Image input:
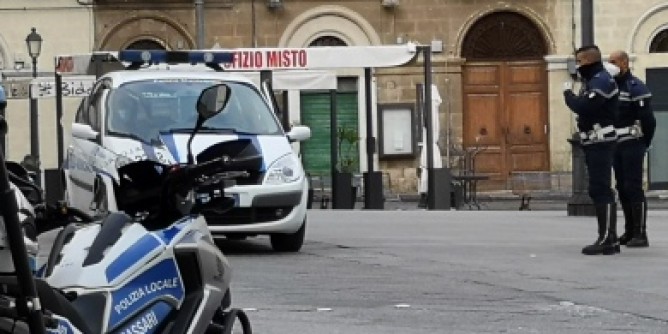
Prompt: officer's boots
<box><xmin>626</xmin><ymin>201</ymin><xmax>649</xmax><ymax>248</ymax></box>
<box><xmin>618</xmin><ymin>202</ymin><xmax>633</xmax><ymax>245</ymax></box>
<box><xmin>582</xmin><ymin>203</ymin><xmax>620</xmax><ymax>255</ymax></box>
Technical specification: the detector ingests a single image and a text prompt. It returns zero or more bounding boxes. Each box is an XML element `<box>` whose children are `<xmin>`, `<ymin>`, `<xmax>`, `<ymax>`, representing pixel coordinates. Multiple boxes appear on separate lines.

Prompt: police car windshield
<box><xmin>106</xmin><ymin>79</ymin><xmax>281</xmax><ymax>142</ymax></box>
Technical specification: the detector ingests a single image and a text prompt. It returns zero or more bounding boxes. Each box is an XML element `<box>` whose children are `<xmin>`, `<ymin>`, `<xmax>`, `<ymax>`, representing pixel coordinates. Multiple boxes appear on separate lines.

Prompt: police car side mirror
<box><xmin>287</xmin><ymin>125</ymin><xmax>311</xmax><ymax>142</ymax></box>
<box><xmin>71</xmin><ymin>123</ymin><xmax>99</xmax><ymax>141</ymax></box>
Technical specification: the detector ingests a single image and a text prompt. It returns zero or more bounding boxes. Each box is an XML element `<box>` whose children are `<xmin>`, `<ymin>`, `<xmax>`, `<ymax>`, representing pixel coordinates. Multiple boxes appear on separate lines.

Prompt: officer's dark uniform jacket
<box><xmin>614</xmin><ymin>70</ymin><xmax>656</xmax><ymax>147</ymax></box>
<box><xmin>564</xmin><ymin>63</ymin><xmax>619</xmax><ymax>144</ymax></box>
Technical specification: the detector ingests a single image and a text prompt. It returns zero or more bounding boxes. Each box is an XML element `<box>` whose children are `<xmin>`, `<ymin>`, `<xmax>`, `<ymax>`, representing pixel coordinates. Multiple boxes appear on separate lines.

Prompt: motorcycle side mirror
<box><xmin>0</xmin><ymin>115</ymin><xmax>7</xmax><ymax>136</ymax></box>
<box><xmin>187</xmin><ymin>84</ymin><xmax>232</xmax><ymax>164</ymax></box>
<box><xmin>196</xmin><ymin>84</ymin><xmax>231</xmax><ymax>121</ymax></box>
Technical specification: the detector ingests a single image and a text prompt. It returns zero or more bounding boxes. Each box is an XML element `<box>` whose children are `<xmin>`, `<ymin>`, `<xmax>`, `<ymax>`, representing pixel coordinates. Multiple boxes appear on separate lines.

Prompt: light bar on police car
<box><xmin>118</xmin><ymin>50</ymin><xmax>235</xmax><ymax>65</ymax></box>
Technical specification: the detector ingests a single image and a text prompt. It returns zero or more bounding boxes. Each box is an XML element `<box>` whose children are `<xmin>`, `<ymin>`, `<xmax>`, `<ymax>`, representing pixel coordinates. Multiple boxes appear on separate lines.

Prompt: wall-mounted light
<box><xmin>382</xmin><ymin>0</ymin><xmax>399</xmax><ymax>8</ymax></box>
<box><xmin>267</xmin><ymin>0</ymin><xmax>283</xmax><ymax>9</ymax></box>
<box><xmin>14</xmin><ymin>61</ymin><xmax>25</xmax><ymax>71</ymax></box>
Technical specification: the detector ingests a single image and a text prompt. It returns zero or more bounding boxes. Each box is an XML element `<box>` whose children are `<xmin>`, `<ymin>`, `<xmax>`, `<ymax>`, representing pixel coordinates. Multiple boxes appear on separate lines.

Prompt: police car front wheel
<box><xmin>270</xmin><ymin>219</ymin><xmax>306</xmax><ymax>252</ymax></box>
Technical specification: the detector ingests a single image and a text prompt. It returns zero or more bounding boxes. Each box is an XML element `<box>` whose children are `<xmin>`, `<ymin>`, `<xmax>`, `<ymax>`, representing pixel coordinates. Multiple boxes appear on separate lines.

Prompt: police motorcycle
<box><xmin>0</xmin><ymin>83</ymin><xmax>255</xmax><ymax>333</ymax></box>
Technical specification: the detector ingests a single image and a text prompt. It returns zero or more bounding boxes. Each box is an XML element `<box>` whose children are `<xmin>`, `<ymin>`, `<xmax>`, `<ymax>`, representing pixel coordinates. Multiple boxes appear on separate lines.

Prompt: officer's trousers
<box><xmin>583</xmin><ymin>141</ymin><xmax>615</xmax><ymax>205</ymax></box>
<box><xmin>613</xmin><ymin>139</ymin><xmax>646</xmax><ymax>203</ymax></box>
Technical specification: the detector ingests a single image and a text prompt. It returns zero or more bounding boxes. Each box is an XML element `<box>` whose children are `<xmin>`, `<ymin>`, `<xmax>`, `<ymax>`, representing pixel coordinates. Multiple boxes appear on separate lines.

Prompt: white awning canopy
<box><xmin>220</xmin><ymin>43</ymin><xmax>418</xmax><ymax>71</ymax></box>
<box><xmin>272</xmin><ymin>70</ymin><xmax>337</xmax><ymax>90</ymax></box>
<box><xmin>55</xmin><ymin>43</ymin><xmax>418</xmax><ymax>77</ymax></box>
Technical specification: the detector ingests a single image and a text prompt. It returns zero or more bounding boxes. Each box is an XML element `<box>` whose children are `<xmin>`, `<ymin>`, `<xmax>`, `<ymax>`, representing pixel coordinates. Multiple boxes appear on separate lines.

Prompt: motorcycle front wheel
<box><xmin>221</xmin><ymin>308</ymin><xmax>252</xmax><ymax>334</ymax></box>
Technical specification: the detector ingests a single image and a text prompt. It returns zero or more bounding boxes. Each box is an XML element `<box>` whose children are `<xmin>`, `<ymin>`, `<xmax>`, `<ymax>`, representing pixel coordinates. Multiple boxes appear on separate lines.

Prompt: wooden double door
<box><xmin>462</xmin><ymin>60</ymin><xmax>549</xmax><ymax>189</ymax></box>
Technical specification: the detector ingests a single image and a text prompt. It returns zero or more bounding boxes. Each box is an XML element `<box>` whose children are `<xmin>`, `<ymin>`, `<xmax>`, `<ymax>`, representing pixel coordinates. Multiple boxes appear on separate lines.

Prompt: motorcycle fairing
<box><xmin>153</xmin><ymin>219</ymin><xmax>189</xmax><ymax>245</ymax></box>
<box><xmin>108</xmin><ymin>260</ymin><xmax>183</xmax><ymax>331</ymax></box>
<box><xmin>106</xmin><ymin>218</ymin><xmax>191</xmax><ymax>282</ymax></box>
<box><xmin>105</xmin><ymin>234</ymin><xmax>163</xmax><ymax>282</ymax></box>
<box><xmin>46</xmin><ymin>223</ymin><xmax>187</xmax><ymax>332</ymax></box>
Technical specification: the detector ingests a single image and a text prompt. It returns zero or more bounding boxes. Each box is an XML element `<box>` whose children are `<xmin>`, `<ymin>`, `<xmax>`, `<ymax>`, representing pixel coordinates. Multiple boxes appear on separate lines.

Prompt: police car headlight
<box><xmin>264</xmin><ymin>154</ymin><xmax>302</xmax><ymax>185</ymax></box>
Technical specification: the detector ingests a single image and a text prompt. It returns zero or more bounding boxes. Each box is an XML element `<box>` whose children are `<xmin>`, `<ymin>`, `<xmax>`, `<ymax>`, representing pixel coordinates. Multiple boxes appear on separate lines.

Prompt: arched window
<box><xmin>462</xmin><ymin>11</ymin><xmax>547</xmax><ymax>60</ymax></box>
<box><xmin>308</xmin><ymin>36</ymin><xmax>347</xmax><ymax>47</ymax></box>
<box><xmin>650</xmin><ymin>29</ymin><xmax>668</xmax><ymax>53</ymax></box>
<box><xmin>125</xmin><ymin>39</ymin><xmax>165</xmax><ymax>50</ymax></box>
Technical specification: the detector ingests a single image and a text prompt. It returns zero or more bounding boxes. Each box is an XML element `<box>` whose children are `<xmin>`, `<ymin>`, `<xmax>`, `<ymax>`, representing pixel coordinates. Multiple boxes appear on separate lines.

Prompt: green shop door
<box><xmin>300</xmin><ymin>92</ymin><xmax>359</xmax><ymax>176</ymax></box>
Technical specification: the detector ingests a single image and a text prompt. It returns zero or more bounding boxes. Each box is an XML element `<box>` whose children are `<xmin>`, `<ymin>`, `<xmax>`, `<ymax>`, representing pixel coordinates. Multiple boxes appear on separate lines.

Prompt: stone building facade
<box><xmin>2</xmin><ymin>0</ymin><xmax>668</xmax><ymax>194</ymax></box>
<box><xmin>0</xmin><ymin>0</ymin><xmax>94</xmax><ymax>169</ymax></box>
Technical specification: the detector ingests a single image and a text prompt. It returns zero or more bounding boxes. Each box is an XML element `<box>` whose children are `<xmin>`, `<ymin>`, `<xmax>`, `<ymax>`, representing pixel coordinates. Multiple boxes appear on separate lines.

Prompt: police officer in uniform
<box><xmin>563</xmin><ymin>45</ymin><xmax>620</xmax><ymax>255</ymax></box>
<box><xmin>609</xmin><ymin>50</ymin><xmax>656</xmax><ymax>248</ymax></box>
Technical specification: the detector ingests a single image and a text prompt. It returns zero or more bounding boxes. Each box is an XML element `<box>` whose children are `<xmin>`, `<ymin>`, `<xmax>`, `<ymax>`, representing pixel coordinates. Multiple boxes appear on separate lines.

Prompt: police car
<box><xmin>64</xmin><ymin>50</ymin><xmax>311</xmax><ymax>252</ymax></box>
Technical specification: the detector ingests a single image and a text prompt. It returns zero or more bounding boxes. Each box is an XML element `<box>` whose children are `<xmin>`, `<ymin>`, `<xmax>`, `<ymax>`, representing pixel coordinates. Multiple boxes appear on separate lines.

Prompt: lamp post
<box><xmin>26</xmin><ymin>27</ymin><xmax>42</xmax><ymax>185</ymax></box>
<box><xmin>566</xmin><ymin>0</ymin><xmax>596</xmax><ymax>216</ymax></box>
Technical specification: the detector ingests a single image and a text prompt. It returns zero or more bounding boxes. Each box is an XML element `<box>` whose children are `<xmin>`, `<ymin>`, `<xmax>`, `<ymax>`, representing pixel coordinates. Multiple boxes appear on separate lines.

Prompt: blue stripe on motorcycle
<box><xmin>105</xmin><ymin>234</ymin><xmax>162</xmax><ymax>282</ymax></box>
<box><xmin>154</xmin><ymin>219</ymin><xmax>189</xmax><ymax>244</ymax></box>
<box><xmin>111</xmin><ymin>300</ymin><xmax>173</xmax><ymax>334</ymax></box>
<box><xmin>108</xmin><ymin>259</ymin><xmax>184</xmax><ymax>330</ymax></box>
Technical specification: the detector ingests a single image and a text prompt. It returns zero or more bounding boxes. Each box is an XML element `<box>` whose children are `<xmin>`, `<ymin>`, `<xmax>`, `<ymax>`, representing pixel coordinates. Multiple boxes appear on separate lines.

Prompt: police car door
<box><xmin>65</xmin><ymin>81</ymin><xmax>108</xmax><ymax>214</ymax></box>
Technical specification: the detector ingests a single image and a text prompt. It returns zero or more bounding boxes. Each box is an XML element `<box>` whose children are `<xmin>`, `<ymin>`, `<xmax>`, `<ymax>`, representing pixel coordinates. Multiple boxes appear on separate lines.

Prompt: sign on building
<box><xmin>30</xmin><ymin>76</ymin><xmax>96</xmax><ymax>99</ymax></box>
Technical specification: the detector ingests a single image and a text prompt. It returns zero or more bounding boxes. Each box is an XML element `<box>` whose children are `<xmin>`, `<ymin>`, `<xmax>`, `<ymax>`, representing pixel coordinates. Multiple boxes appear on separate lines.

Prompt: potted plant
<box><xmin>333</xmin><ymin>126</ymin><xmax>359</xmax><ymax>209</ymax></box>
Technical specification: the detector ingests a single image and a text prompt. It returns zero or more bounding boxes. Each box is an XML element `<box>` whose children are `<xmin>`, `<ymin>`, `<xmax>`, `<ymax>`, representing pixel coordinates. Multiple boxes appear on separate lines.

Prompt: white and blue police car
<box><xmin>64</xmin><ymin>50</ymin><xmax>311</xmax><ymax>252</ymax></box>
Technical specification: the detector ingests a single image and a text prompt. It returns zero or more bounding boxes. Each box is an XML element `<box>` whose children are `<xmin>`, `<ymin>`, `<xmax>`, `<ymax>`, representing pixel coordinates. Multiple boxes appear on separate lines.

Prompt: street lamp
<box><xmin>26</xmin><ymin>27</ymin><xmax>43</xmax><ymax>73</ymax></box>
<box><xmin>25</xmin><ymin>27</ymin><xmax>42</xmax><ymax>184</ymax></box>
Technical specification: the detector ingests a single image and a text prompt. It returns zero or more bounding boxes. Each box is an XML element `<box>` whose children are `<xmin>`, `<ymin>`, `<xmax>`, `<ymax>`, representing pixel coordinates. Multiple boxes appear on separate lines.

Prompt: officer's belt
<box><xmin>579</xmin><ymin>125</ymin><xmax>617</xmax><ymax>145</ymax></box>
<box><xmin>616</xmin><ymin>121</ymin><xmax>643</xmax><ymax>142</ymax></box>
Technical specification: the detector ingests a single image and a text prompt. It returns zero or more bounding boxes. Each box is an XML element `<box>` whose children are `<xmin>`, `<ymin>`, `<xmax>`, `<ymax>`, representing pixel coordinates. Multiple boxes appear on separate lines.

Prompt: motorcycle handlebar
<box><xmin>167</xmin><ymin>154</ymin><xmax>259</xmax><ymax>195</ymax></box>
<box><xmin>180</xmin><ymin>154</ymin><xmax>260</xmax><ymax>183</ymax></box>
<box><xmin>182</xmin><ymin>156</ymin><xmax>227</xmax><ymax>181</ymax></box>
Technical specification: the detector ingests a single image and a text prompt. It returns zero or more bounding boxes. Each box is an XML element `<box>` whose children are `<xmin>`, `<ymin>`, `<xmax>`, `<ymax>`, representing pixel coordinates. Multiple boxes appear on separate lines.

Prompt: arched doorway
<box><xmin>461</xmin><ymin>11</ymin><xmax>549</xmax><ymax>189</ymax></box>
<box><xmin>124</xmin><ymin>39</ymin><xmax>166</xmax><ymax>50</ymax></box>
<box><xmin>97</xmin><ymin>15</ymin><xmax>194</xmax><ymax>51</ymax></box>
